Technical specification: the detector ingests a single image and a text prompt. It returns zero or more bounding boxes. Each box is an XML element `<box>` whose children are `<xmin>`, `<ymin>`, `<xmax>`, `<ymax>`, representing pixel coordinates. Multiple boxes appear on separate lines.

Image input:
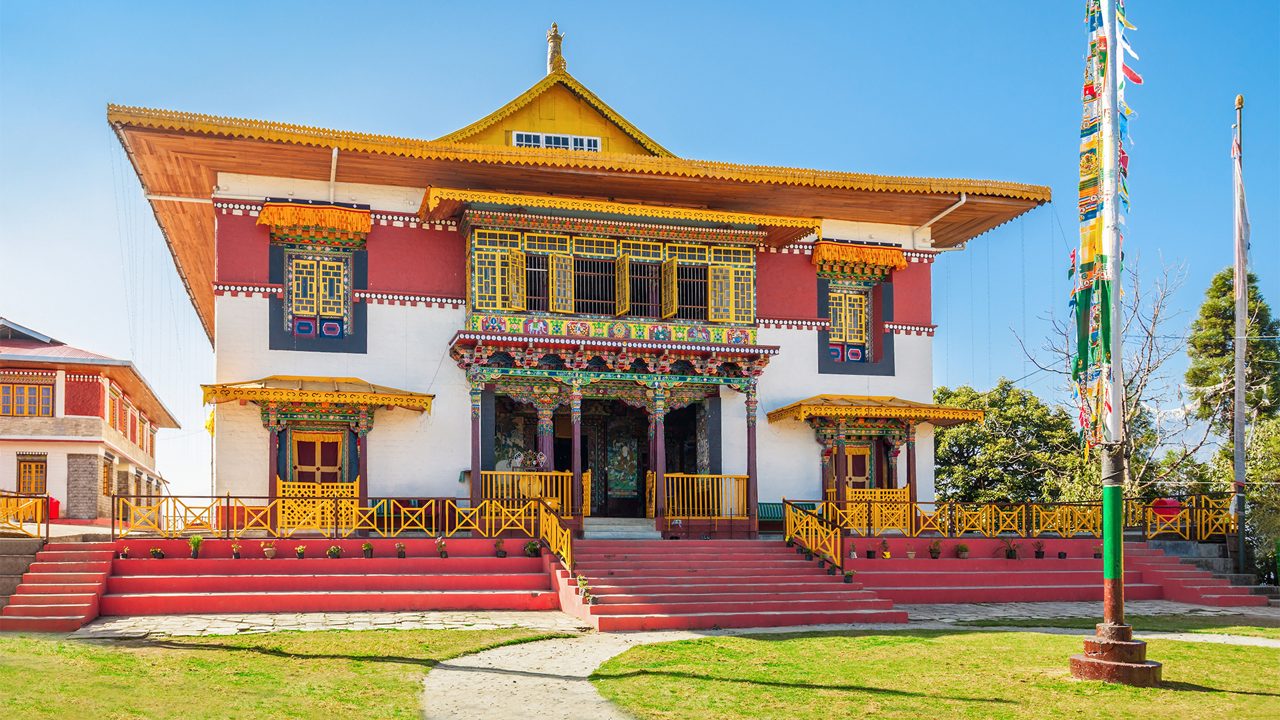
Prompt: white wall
<box><xmin>213</xmin><ymin>297</ymin><xmax>470</xmax><ymax>498</ymax></box>
<box><xmin>0</xmin><ymin>445</ymin><xmax>70</xmax><ymax>504</ymax></box>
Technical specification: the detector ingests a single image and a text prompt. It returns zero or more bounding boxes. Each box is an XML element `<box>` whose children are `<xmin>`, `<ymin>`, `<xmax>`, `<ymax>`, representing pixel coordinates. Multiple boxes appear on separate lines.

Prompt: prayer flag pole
<box><xmin>1231</xmin><ymin>94</ymin><xmax>1248</xmax><ymax>574</ymax></box>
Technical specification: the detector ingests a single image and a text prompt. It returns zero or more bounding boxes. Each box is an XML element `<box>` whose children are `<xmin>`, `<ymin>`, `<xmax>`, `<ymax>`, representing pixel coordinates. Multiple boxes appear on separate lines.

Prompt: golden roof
<box><xmin>766</xmin><ymin>395</ymin><xmax>983</xmax><ymax>427</ymax></box>
<box><xmin>201</xmin><ymin>375</ymin><xmax>433</xmax><ymax>412</ymax></box>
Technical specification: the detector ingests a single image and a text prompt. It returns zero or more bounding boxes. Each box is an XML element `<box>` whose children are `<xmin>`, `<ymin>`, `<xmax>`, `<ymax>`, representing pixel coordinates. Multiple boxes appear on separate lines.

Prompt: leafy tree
<box><xmin>1185</xmin><ymin>269</ymin><xmax>1280</xmax><ymax>434</ymax></box>
<box><xmin>933</xmin><ymin>380</ymin><xmax>1083</xmax><ymax>502</ymax></box>
<box><xmin>1211</xmin><ymin>416</ymin><xmax>1280</xmax><ymax>581</ymax></box>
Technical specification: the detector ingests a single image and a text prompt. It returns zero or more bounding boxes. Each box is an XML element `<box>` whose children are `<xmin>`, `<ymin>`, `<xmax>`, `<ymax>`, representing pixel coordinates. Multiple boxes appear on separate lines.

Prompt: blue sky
<box><xmin>1</xmin><ymin>1</ymin><xmax>1276</xmax><ymax>492</ymax></box>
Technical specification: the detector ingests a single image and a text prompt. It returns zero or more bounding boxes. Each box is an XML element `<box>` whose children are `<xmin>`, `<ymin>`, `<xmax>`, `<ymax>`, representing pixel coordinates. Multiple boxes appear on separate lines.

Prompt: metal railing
<box><xmin>784</xmin><ymin>500</ymin><xmax>842</xmax><ymax>572</ymax></box>
<box><xmin>808</xmin><ymin>494</ymin><xmax>1237</xmax><ymax>540</ymax></box>
<box><xmin>0</xmin><ymin>490</ymin><xmax>50</xmax><ymax>541</ymax></box>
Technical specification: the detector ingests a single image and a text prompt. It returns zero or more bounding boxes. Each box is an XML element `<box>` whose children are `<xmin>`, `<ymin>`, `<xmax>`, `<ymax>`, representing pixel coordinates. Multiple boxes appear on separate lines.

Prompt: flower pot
<box><xmin>190</xmin><ymin>550</ymin><xmax>200</xmax><ymax>559</ymax></box>
<box><xmin>843</xmin><ymin>574</ymin><xmax>854</xmax><ymax>584</ymax></box>
<box><xmin>957</xmin><ymin>551</ymin><xmax>969</xmax><ymax>559</ymax></box>
<box><xmin>929</xmin><ymin>551</ymin><xmax>940</xmax><ymax>559</ymax></box>
<box><xmin>232</xmin><ymin>551</ymin><xmax>241</xmax><ymax>559</ymax></box>
<box><xmin>362</xmin><ymin>549</ymin><xmax>373</xmax><ymax>559</ymax></box>
<box><xmin>263</xmin><ymin>548</ymin><xmax>276</xmax><ymax>559</ymax></box>
<box><xmin>881</xmin><ymin>552</ymin><xmax>891</xmax><ymax>559</ymax></box>
<box><xmin>804</xmin><ymin>551</ymin><xmax>813</xmax><ymax>560</ymax></box>
<box><xmin>785</xmin><ymin>539</ymin><xmax>794</xmax><ymax>547</ymax></box>
<box><xmin>496</xmin><ymin>551</ymin><xmax>508</xmax><ymax>558</ymax></box>
<box><xmin>818</xmin><ymin>558</ymin><xmax>826</xmax><ymax>568</ymax></box>
<box><xmin>826</xmin><ymin>566</ymin><xmax>837</xmax><ymax>575</ymax></box>
<box><xmin>865</xmin><ymin>550</ymin><xmax>875</xmax><ymax>559</ymax></box>
<box><xmin>397</xmin><ymin>550</ymin><xmax>406</xmax><ymax>559</ymax></box>
<box><xmin>1057</xmin><ymin>551</ymin><xmax>1067</xmax><ymax>560</ymax></box>
<box><xmin>119</xmin><ymin>552</ymin><xmax>129</xmax><ymax>560</ymax></box>
<box><xmin>906</xmin><ymin>551</ymin><xmax>916</xmax><ymax>559</ymax></box>
<box><xmin>439</xmin><ymin>551</ymin><xmax>449</xmax><ymax>558</ymax></box>
<box><xmin>1034</xmin><ymin>551</ymin><xmax>1045</xmax><ymax>559</ymax></box>
<box><xmin>1005</xmin><ymin>550</ymin><xmax>1017</xmax><ymax>560</ymax></box>
<box><xmin>1093</xmin><ymin>553</ymin><xmax>1102</xmax><ymax>559</ymax></box>
<box><xmin>295</xmin><ymin>552</ymin><xmax>305</xmax><ymax>559</ymax></box>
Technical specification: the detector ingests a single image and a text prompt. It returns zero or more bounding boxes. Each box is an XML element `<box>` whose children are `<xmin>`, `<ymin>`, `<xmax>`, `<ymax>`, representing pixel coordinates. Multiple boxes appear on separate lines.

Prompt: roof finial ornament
<box><xmin>547</xmin><ymin>23</ymin><xmax>566</xmax><ymax>74</ymax></box>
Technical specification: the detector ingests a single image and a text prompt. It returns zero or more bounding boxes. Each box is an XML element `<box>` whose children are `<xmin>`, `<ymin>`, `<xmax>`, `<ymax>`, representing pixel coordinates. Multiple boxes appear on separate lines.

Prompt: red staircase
<box><xmin>562</xmin><ymin>540</ymin><xmax>907</xmax><ymax>631</ymax></box>
<box><xmin>0</xmin><ymin>542</ymin><xmax>112</xmax><ymax>632</ymax></box>
<box><xmin>1125</xmin><ymin>543</ymin><xmax>1268</xmax><ymax>607</ymax></box>
<box><xmin>98</xmin><ymin>538</ymin><xmax>556</xmax><ymax>615</ymax></box>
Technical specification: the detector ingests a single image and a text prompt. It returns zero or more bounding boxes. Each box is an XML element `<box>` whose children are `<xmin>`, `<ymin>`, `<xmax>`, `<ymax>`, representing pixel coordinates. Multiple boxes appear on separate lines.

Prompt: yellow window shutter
<box><xmin>318</xmin><ymin>260</ymin><xmax>344</xmax><ymax>318</ymax></box>
<box><xmin>708</xmin><ymin>265</ymin><xmax>734</xmax><ymax>323</ymax></box>
<box><xmin>549</xmin><ymin>253</ymin><xmax>575</xmax><ymax>313</ymax></box>
<box><xmin>732</xmin><ymin>267</ymin><xmax>755</xmax><ymax>324</ymax></box>
<box><xmin>829</xmin><ymin>292</ymin><xmax>846</xmax><ymax>342</ymax></box>
<box><xmin>615</xmin><ymin>254</ymin><xmax>631</xmax><ymax>316</ymax></box>
<box><xmin>470</xmin><ymin>250</ymin><xmax>506</xmax><ymax>311</ymax></box>
<box><xmin>660</xmin><ymin>257</ymin><xmax>678</xmax><ymax>319</ymax></box>
<box><xmin>291</xmin><ymin>259</ymin><xmax>318</xmax><ymax>316</ymax></box>
<box><xmin>849</xmin><ymin>292</ymin><xmax>867</xmax><ymax>343</ymax></box>
<box><xmin>507</xmin><ymin>250</ymin><xmax>527</xmax><ymax>311</ymax></box>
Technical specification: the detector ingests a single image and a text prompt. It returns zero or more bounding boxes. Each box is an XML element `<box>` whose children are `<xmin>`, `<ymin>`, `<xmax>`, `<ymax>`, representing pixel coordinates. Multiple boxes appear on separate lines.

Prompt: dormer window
<box><xmin>512</xmin><ymin>131</ymin><xmax>600</xmax><ymax>152</ymax></box>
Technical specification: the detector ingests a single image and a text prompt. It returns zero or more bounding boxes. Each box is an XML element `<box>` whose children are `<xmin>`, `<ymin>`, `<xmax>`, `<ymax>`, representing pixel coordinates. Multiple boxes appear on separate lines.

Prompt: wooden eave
<box><xmin>201</xmin><ymin>375</ymin><xmax>433</xmax><ymax>413</ymax></box>
<box><xmin>0</xmin><ymin>356</ymin><xmax>180</xmax><ymax>428</ymax></box>
<box><xmin>108</xmin><ymin>105</ymin><xmax>1050</xmax><ymax>343</ymax></box>
<box><xmin>766</xmin><ymin>394</ymin><xmax>983</xmax><ymax>427</ymax></box>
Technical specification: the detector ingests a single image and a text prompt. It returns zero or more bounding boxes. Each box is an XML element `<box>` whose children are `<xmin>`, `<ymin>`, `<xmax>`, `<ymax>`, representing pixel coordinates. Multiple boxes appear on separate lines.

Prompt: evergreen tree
<box><xmin>1185</xmin><ymin>269</ymin><xmax>1280</xmax><ymax>434</ymax></box>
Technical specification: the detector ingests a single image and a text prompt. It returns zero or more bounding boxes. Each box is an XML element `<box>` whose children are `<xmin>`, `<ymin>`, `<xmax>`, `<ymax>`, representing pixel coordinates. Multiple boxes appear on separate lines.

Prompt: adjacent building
<box><xmin>109</xmin><ymin>27</ymin><xmax>1046</xmax><ymax>536</ymax></box>
<box><xmin>0</xmin><ymin>318</ymin><xmax>177</xmax><ymax>518</ymax></box>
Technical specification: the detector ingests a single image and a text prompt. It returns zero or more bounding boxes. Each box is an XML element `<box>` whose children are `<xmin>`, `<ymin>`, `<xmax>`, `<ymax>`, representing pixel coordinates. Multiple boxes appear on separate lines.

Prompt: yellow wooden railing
<box><xmin>664</xmin><ymin>474</ymin><xmax>749</xmax><ymax>522</ymax></box>
<box><xmin>537</xmin><ymin>500</ymin><xmax>574</xmax><ymax>569</ymax></box>
<box><xmin>784</xmin><ymin>500</ymin><xmax>842</xmax><ymax>571</ymax></box>
<box><xmin>813</xmin><ymin>495</ymin><xmax>1237</xmax><ymax>540</ymax></box>
<box><xmin>481</xmin><ymin>470</ymin><xmax>588</xmax><ymax>517</ymax></box>
<box><xmin>0</xmin><ymin>490</ymin><xmax>48</xmax><ymax>539</ymax></box>
<box><xmin>645</xmin><ymin>470</ymin><xmax>655</xmax><ymax>518</ymax></box>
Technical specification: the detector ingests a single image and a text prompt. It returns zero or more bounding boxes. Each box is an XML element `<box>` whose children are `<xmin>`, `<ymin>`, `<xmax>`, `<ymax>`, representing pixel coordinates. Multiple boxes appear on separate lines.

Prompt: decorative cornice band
<box><xmin>213</xmin><ymin>283</ymin><xmax>284</xmax><ymax>298</ymax></box>
<box><xmin>884</xmin><ymin>322</ymin><xmax>936</xmax><ymax>336</ymax></box>
<box><xmin>355</xmin><ymin>291</ymin><xmax>465</xmax><ymax>309</ymax></box>
<box><xmin>453</xmin><ymin>331</ymin><xmax>780</xmax><ymax>356</ymax></box>
<box><xmin>757</xmin><ymin>317</ymin><xmax>831</xmax><ymax>331</ymax></box>
<box><xmin>903</xmin><ymin>250</ymin><xmax>937</xmax><ymax>263</ymax></box>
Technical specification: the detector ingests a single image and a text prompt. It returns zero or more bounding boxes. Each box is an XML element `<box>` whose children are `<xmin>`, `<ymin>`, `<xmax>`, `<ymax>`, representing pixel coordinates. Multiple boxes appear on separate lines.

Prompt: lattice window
<box><xmin>290</xmin><ymin>258</ymin><xmax>318</xmax><ymax>316</ymax></box>
<box><xmin>573</xmin><ymin>236</ymin><xmax>617</xmax><ymax>258</ymax></box>
<box><xmin>615</xmin><ymin>255</ymin><xmax>631</xmax><ymax>316</ymax></box>
<box><xmin>524</xmin><ymin>233</ymin><xmax>571</xmax><ymax>254</ymax></box>
<box><xmin>829</xmin><ymin>289</ymin><xmax>869</xmax><ymax>344</ymax></box>
<box><xmin>710</xmin><ymin>246</ymin><xmax>755</xmax><ymax>266</ymax></box>
<box><xmin>471</xmin><ymin>249</ymin><xmax>506</xmax><ymax>311</ymax></box>
<box><xmin>1</xmin><ymin>384</ymin><xmax>53</xmax><ymax>417</ymax></box>
<box><xmin>101</xmin><ymin>459</ymin><xmax>112</xmax><ymax>495</ymax></box>
<box><xmin>506</xmin><ymin>250</ymin><xmax>527</xmax><ymax>311</ymax></box>
<box><xmin>18</xmin><ymin>460</ymin><xmax>46</xmax><ymax>494</ymax></box>
<box><xmin>731</xmin><ymin>267</ymin><xmax>755</xmax><ymax>323</ymax></box>
<box><xmin>707</xmin><ymin>267</ymin><xmax>755</xmax><ymax>324</ymax></box>
<box><xmin>317</xmin><ymin>261</ymin><xmax>345</xmax><ymax>318</ymax></box>
<box><xmin>548</xmin><ymin>254</ymin><xmax>575</xmax><ymax>313</ymax></box>
<box><xmin>666</xmin><ymin>244</ymin><xmax>708</xmax><ymax>263</ymax></box>
<box><xmin>474</xmin><ymin>229</ymin><xmax>522</xmax><ymax>249</ymax></box>
<box><xmin>620</xmin><ymin>240</ymin><xmax>663</xmax><ymax>261</ymax></box>
<box><xmin>660</xmin><ymin>258</ymin><xmax>678</xmax><ymax>319</ymax></box>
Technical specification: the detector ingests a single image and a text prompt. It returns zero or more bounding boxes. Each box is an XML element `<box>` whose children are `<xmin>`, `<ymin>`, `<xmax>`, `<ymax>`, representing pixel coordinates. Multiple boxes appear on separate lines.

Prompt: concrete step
<box><xmin>43</xmin><ymin>542</ymin><xmax>115</xmax><ymax>552</ymax></box>
<box><xmin>594</xmin><ymin>608</ymin><xmax>907</xmax><ymax>632</ymax></box>
<box><xmin>2</xmin><ymin>593</ymin><xmax>98</xmax><ymax>606</ymax></box>
<box><xmin>19</xmin><ymin>572</ymin><xmax>107</xmax><ymax>585</ymax></box>
<box><xmin>111</xmin><ymin>557</ymin><xmax>544</xmax><ymax>575</ymax></box>
<box><xmin>590</xmin><ymin>589</ymin><xmax>876</xmax><ymax>604</ymax></box>
<box><xmin>106</xmin><ymin>573</ymin><xmax>552</xmax><ymax>594</ymax></box>
<box><xmin>35</xmin><ymin>550</ymin><xmax>116</xmax><ymax>563</ymax></box>
<box><xmin>2</xmin><ymin>602</ymin><xmax>95</xmax><ymax>617</ymax></box>
<box><xmin>0</xmin><ymin>556</ymin><xmax>36</xmax><ymax>575</ymax></box>
<box><xmin>0</xmin><ymin>538</ymin><xmax>45</xmax><ymax>554</ymax></box>
<box><xmin>14</xmin><ymin>582</ymin><xmax>101</xmax><ymax>595</ymax></box>
<box><xmin>589</xmin><ymin>597</ymin><xmax>896</xmax><ymax>615</ymax></box>
<box><xmin>0</xmin><ymin>616</ymin><xmax>89</xmax><ymax>632</ymax></box>
<box><xmin>586</xmin><ymin>579</ymin><xmax>860</xmax><ymax>594</ymax></box>
<box><xmin>872</xmin><ymin>583</ymin><xmax>1166</xmax><ymax>604</ymax></box>
<box><xmin>100</xmin><ymin>589</ymin><xmax>559</xmax><ymax>615</ymax></box>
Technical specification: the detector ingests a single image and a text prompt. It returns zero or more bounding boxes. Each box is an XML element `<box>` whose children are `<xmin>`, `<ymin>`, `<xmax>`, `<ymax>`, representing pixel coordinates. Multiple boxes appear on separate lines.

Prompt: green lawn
<box><xmin>592</xmin><ymin>630</ymin><xmax>1280</xmax><ymax>720</ymax></box>
<box><xmin>957</xmin><ymin>615</ymin><xmax>1280</xmax><ymax>640</ymax></box>
<box><xmin>0</xmin><ymin>628</ymin><xmax>564</xmax><ymax>719</ymax></box>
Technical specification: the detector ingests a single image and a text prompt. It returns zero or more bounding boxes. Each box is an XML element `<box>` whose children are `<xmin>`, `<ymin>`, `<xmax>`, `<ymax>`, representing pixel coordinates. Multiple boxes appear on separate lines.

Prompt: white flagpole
<box><xmin>1232</xmin><ymin>94</ymin><xmax>1248</xmax><ymax>572</ymax></box>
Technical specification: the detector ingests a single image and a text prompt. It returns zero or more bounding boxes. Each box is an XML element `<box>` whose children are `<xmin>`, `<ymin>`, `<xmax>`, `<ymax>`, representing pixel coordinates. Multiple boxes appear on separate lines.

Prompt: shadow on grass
<box><xmin>1160</xmin><ymin>681</ymin><xmax>1280</xmax><ymax>698</ymax></box>
<box><xmin>592</xmin><ymin>668</ymin><xmax>1016</xmax><ymax>705</ymax></box>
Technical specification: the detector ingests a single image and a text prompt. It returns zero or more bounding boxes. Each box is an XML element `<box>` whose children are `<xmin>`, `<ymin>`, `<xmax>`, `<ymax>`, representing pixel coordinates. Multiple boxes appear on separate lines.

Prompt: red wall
<box><xmin>64</xmin><ymin>378</ymin><xmax>102</xmax><ymax>417</ymax></box>
<box><xmin>891</xmin><ymin>262</ymin><xmax>932</xmax><ymax>325</ymax></box>
<box><xmin>367</xmin><ymin>226</ymin><xmax>466</xmax><ymax>297</ymax></box>
<box><xmin>215</xmin><ymin>213</ymin><xmax>270</xmax><ymax>283</ymax></box>
<box><xmin>756</xmin><ymin>252</ymin><xmax>819</xmax><ymax>320</ymax></box>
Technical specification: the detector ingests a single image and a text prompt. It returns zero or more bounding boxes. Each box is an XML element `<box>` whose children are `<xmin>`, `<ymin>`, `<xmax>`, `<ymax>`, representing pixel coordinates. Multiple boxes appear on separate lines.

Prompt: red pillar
<box><xmin>536</xmin><ymin>406</ymin><xmax>555</xmax><ymax>471</ymax></box>
<box><xmin>745</xmin><ymin>384</ymin><xmax>759</xmax><ymax>538</ymax></box>
<box><xmin>357</xmin><ymin>432</ymin><xmax>369</xmax><ymax>505</ymax></box>
<box><xmin>268</xmin><ymin>425</ymin><xmax>280</xmax><ymax>532</ymax></box>
<box><xmin>834</xmin><ymin>436</ymin><xmax>848</xmax><ymax>504</ymax></box>
<box><xmin>470</xmin><ymin>385</ymin><xmax>483</xmax><ymax>507</ymax></box>
<box><xmin>570</xmin><ymin>384</ymin><xmax>583</xmax><ymax>517</ymax></box>
<box><xmin>652</xmin><ymin>388</ymin><xmax>667</xmax><ymax>531</ymax></box>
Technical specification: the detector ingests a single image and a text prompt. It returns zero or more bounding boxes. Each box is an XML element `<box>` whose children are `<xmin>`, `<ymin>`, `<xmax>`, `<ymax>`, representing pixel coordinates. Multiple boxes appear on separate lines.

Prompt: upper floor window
<box><xmin>17</xmin><ymin>459</ymin><xmax>46</xmax><ymax>494</ymax></box>
<box><xmin>0</xmin><ymin>384</ymin><xmax>53</xmax><ymax>417</ymax></box>
<box><xmin>286</xmin><ymin>254</ymin><xmax>351</xmax><ymax>338</ymax></box>
<box><xmin>468</xmin><ymin>229</ymin><xmax>754</xmax><ymax>324</ymax></box>
<box><xmin>828</xmin><ymin>283</ymin><xmax>872</xmax><ymax>363</ymax></box>
<box><xmin>512</xmin><ymin>131</ymin><xmax>601</xmax><ymax>152</ymax></box>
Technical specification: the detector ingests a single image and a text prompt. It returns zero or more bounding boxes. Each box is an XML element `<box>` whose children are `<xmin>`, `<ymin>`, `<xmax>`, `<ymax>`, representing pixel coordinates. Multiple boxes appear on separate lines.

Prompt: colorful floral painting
<box><xmin>648</xmin><ymin>325</ymin><xmax>672</xmax><ymax>341</ymax></box>
<box><xmin>523</xmin><ymin>318</ymin><xmax>551</xmax><ymax>335</ymax></box>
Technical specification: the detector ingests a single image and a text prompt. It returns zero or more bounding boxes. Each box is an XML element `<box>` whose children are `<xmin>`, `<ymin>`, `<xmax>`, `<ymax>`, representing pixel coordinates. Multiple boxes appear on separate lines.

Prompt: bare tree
<box><xmin>1016</xmin><ymin>260</ymin><xmax>1216</xmax><ymax>494</ymax></box>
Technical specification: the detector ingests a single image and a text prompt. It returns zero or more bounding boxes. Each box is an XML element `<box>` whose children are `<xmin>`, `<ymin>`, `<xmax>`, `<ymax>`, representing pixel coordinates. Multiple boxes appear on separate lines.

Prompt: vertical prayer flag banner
<box><xmin>1071</xmin><ymin>0</ymin><xmax>1140</xmax><ymax>447</ymax></box>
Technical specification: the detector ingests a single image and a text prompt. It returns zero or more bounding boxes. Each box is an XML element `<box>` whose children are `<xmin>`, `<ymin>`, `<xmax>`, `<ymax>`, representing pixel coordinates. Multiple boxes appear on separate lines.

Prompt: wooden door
<box><xmin>18</xmin><ymin>460</ymin><xmax>46</xmax><ymax>494</ymax></box>
<box><xmin>292</xmin><ymin>432</ymin><xmax>343</xmax><ymax>483</ymax></box>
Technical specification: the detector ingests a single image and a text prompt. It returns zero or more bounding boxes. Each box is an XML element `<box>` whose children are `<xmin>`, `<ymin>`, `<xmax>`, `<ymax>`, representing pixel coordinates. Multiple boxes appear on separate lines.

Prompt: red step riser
<box><xmin>3</xmin><ymin>594</ymin><xmax>99</xmax><ymax>606</ymax></box>
<box><xmin>844</xmin><ymin>559</ymin><xmax>1107</xmax><ymax>570</ymax></box>
<box><xmin>35</xmin><ymin>551</ymin><xmax>116</xmax><ymax>562</ymax></box>
<box><xmin>99</xmin><ymin>591</ymin><xmax>559</xmax><ymax>615</ymax></box>
<box><xmin>111</xmin><ymin>557</ymin><xmax>543</xmax><ymax>576</ymax></box>
<box><xmin>112</xmin><ymin>538</ymin><xmax>533</xmax><ymax>558</ymax></box>
<box><xmin>594</xmin><ymin>609</ymin><xmax>908</xmax><ymax>631</ymax></box>
<box><xmin>3</xmin><ymin>603</ymin><xmax>95</xmax><ymax>617</ymax></box>
<box><xmin>875</xmin><ymin>584</ymin><xmax>1166</xmax><ymax>604</ymax></box>
<box><xmin>592</xmin><ymin>590</ymin><xmax>877</xmax><ymax>604</ymax></box>
<box><xmin>26</xmin><ymin>562</ymin><xmax>113</xmax><ymax>574</ymax></box>
<box><xmin>851</xmin><ymin>571</ymin><xmax>1146</xmax><ymax>587</ymax></box>
<box><xmin>43</xmin><ymin>543</ymin><xmax>116</xmax><ymax>552</ymax></box>
<box><xmin>106</xmin><ymin>574</ymin><xmax>552</xmax><ymax>594</ymax></box>
<box><xmin>587</xmin><ymin>582</ymin><xmax>858</xmax><ymax>595</ymax></box>
<box><xmin>20</xmin><ymin>573</ymin><xmax>106</xmax><ymax>585</ymax></box>
<box><xmin>15</xmin><ymin>583</ymin><xmax>102</xmax><ymax>596</ymax></box>
<box><xmin>577</xmin><ymin>567</ymin><xmax>847</xmax><ymax>578</ymax></box>
<box><xmin>577</xmin><ymin>549</ymin><xmax>799</xmax><ymax>559</ymax></box>
<box><xmin>0</xmin><ymin>617</ymin><xmax>88</xmax><ymax>632</ymax></box>
<box><xmin>578</xmin><ymin>541</ymin><xmax>782</xmax><ymax>549</ymax></box>
<box><xmin>590</xmin><ymin>599</ymin><xmax>896</xmax><ymax>615</ymax></box>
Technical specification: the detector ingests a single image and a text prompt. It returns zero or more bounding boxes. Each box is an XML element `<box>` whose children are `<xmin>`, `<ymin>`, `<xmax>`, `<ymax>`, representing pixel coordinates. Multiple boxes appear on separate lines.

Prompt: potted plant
<box><xmin>575</xmin><ymin>574</ymin><xmax>590</xmax><ymax>595</ymax></box>
<box><xmin>119</xmin><ymin>546</ymin><xmax>130</xmax><ymax>560</ymax></box>
<box><xmin>805</xmin><ymin>548</ymin><xmax>815</xmax><ymax>561</ymax></box>
<box><xmin>826</xmin><ymin>561</ymin><xmax>837</xmax><ymax>575</ymax></box>
<box><xmin>785</xmin><ymin>536</ymin><xmax>794</xmax><ymax>548</ymax></box>
<box><xmin>817</xmin><ymin>556</ymin><xmax>826</xmax><ymax>568</ymax></box>
<box><xmin>231</xmin><ymin>542</ymin><xmax>242</xmax><ymax>559</ymax></box>
<box><xmin>435</xmin><ymin>536</ymin><xmax>448</xmax><ymax>558</ymax></box>
<box><xmin>864</xmin><ymin>544</ymin><xmax>876</xmax><ymax>559</ymax></box>
<box><xmin>524</xmin><ymin>540</ymin><xmax>541</xmax><ymax>558</ymax></box>
<box><xmin>326</xmin><ymin>545</ymin><xmax>342</xmax><ymax>559</ymax></box>
<box><xmin>149</xmin><ymin>547</ymin><xmax>164</xmax><ymax>559</ymax></box>
<box><xmin>295</xmin><ymin>544</ymin><xmax>307</xmax><ymax>559</ymax></box>
<box><xmin>188</xmin><ymin>534</ymin><xmax>203</xmax><ymax>559</ymax></box>
<box><xmin>1057</xmin><ymin>550</ymin><xmax>1068</xmax><ymax>560</ymax></box>
<box><xmin>1092</xmin><ymin>544</ymin><xmax>1103</xmax><ymax>559</ymax></box>
<box><xmin>928</xmin><ymin>540</ymin><xmax>942</xmax><ymax>559</ymax></box>
<box><xmin>843</xmin><ymin>570</ymin><xmax>855</xmax><ymax>584</ymax></box>
<box><xmin>998</xmin><ymin>538</ymin><xmax>1020</xmax><ymax>560</ymax></box>
<box><xmin>261</xmin><ymin>540</ymin><xmax>277</xmax><ymax>559</ymax></box>
<box><xmin>905</xmin><ymin>543</ymin><xmax>916</xmax><ymax>560</ymax></box>
<box><xmin>395</xmin><ymin>542</ymin><xmax>407</xmax><ymax>559</ymax></box>
<box><xmin>495</xmin><ymin>539</ymin><xmax>507</xmax><ymax>558</ymax></box>
<box><xmin>880</xmin><ymin>539</ymin><xmax>891</xmax><ymax>559</ymax></box>
<box><xmin>956</xmin><ymin>543</ymin><xmax>970</xmax><ymax>559</ymax></box>
<box><xmin>361</xmin><ymin>542</ymin><xmax>374</xmax><ymax>559</ymax></box>
<box><xmin>1032</xmin><ymin>540</ymin><xmax>1046</xmax><ymax>559</ymax></box>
